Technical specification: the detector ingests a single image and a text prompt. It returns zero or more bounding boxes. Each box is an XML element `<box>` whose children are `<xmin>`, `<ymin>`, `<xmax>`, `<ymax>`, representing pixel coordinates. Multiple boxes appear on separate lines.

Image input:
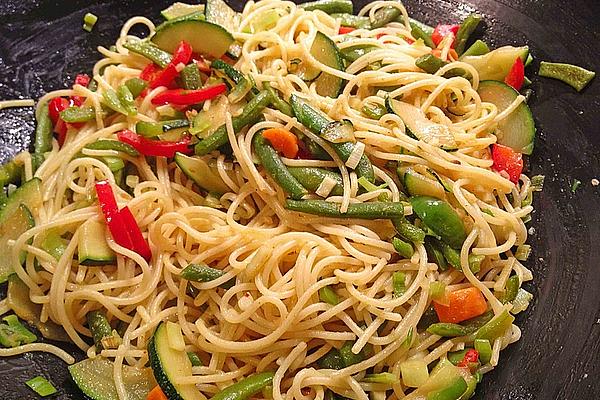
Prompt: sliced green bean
<box><xmin>60</xmin><ymin>106</ymin><xmax>96</xmax><ymax>123</ymax></box>
<box><xmin>84</xmin><ymin>139</ymin><xmax>139</xmax><ymax>156</ymax></box>
<box><xmin>339</xmin><ymin>341</ymin><xmax>363</xmax><ymax>367</ymax></box>
<box><xmin>340</xmin><ymin>45</ymin><xmax>377</xmax><ymax>63</ymax></box>
<box><xmin>299</xmin><ymin>0</ymin><xmax>353</xmax><ymax>14</ymax></box>
<box><xmin>123</xmin><ymin>41</ymin><xmax>172</xmax><ymax>68</ymax></box>
<box><xmin>187</xmin><ymin>351</ymin><xmax>203</xmax><ymax>366</ymax></box>
<box><xmin>392</xmin><ymin>217</ymin><xmax>426</xmax><ymax>243</ymax></box>
<box><xmin>124</xmin><ymin>77</ymin><xmax>147</xmax><ymax>98</ymax></box>
<box><xmin>288</xmin><ymin>167</ymin><xmax>343</xmax><ymax>196</ymax></box>
<box><xmin>331</xmin><ymin>13</ymin><xmax>371</xmax><ymax>29</ymax></box>
<box><xmin>210</xmin><ymin>372</ymin><xmax>275</xmax><ymax>400</ymax></box>
<box><xmin>473</xmin><ymin>310</ymin><xmax>514</xmax><ymax>342</ymax></box>
<box><xmin>318</xmin><ymin>348</ymin><xmax>344</xmax><ymax>370</ymax></box>
<box><xmin>181</xmin><ymin>263</ymin><xmax>235</xmax><ymax>289</ymax></box>
<box><xmin>370</xmin><ymin>6</ymin><xmax>401</xmax><ymax>29</ymax></box>
<box><xmin>427</xmin><ymin>322</ymin><xmax>470</xmax><ymax>337</ymax></box>
<box><xmin>34</xmin><ymin>103</ymin><xmax>53</xmax><ymax>155</ymax></box>
<box><xmin>195</xmin><ymin>90</ymin><xmax>271</xmax><ymax>155</ymax></box>
<box><xmin>285</xmin><ymin>200</ymin><xmax>407</xmax><ymax>219</ymax></box>
<box><xmin>136</xmin><ymin>119</ymin><xmax>189</xmax><ymax>138</ymax></box>
<box><xmin>538</xmin><ymin>61</ymin><xmax>596</xmax><ymax>92</ymax></box>
<box><xmin>117</xmin><ymin>85</ymin><xmax>137</xmax><ymax>116</ymax></box>
<box><xmin>392</xmin><ymin>237</ymin><xmax>414</xmax><ymax>258</ymax></box>
<box><xmin>460</xmin><ymin>39</ymin><xmax>490</xmax><ymax>58</ymax></box>
<box><xmin>454</xmin><ymin>14</ymin><xmax>482</xmax><ymax>55</ymax></box>
<box><xmin>102</xmin><ymin>89</ymin><xmax>129</xmax><ymax>116</ymax></box>
<box><xmin>86</xmin><ymin>311</ymin><xmax>113</xmax><ymax>349</ymax></box>
<box><xmin>392</xmin><ymin>271</ymin><xmax>406</xmax><ymax>298</ymax></box>
<box><xmin>253</xmin><ymin>132</ymin><xmax>308</xmax><ymax>200</ymax></box>
<box><xmin>180</xmin><ymin>63</ymin><xmax>202</xmax><ymax>90</ymax></box>
<box><xmin>461</xmin><ymin>309</ymin><xmax>494</xmax><ymax>332</ymax></box>
<box><xmin>262</xmin><ymin>82</ymin><xmax>293</xmax><ymax>117</ymax></box>
<box><xmin>415</xmin><ymin>54</ymin><xmax>448</xmax><ymax>74</ymax></box>
<box><xmin>499</xmin><ymin>275</ymin><xmax>519</xmax><ymax>304</ymax></box>
<box><xmin>468</xmin><ymin>254</ymin><xmax>485</xmax><ymax>273</ymax></box>
<box><xmin>410</xmin><ymin>196</ymin><xmax>467</xmax><ymax>249</ymax></box>
<box><xmin>319</xmin><ymin>285</ymin><xmax>340</xmax><ymax>305</ymax></box>
<box><xmin>410</xmin><ymin>23</ymin><xmax>435</xmax><ymax>49</ymax></box>
<box><xmin>474</xmin><ymin>339</ymin><xmax>492</xmax><ymax>364</ymax></box>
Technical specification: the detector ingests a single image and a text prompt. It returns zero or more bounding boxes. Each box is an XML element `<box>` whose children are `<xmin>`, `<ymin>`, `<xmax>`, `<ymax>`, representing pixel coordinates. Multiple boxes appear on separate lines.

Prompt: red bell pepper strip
<box><xmin>72</xmin><ymin>74</ymin><xmax>91</xmax><ymax>106</ymax></box>
<box><xmin>457</xmin><ymin>349</ymin><xmax>479</xmax><ymax>368</ymax></box>
<box><xmin>504</xmin><ymin>57</ymin><xmax>525</xmax><ymax>91</ymax></box>
<box><xmin>95</xmin><ymin>180</ymin><xmax>152</xmax><ymax>261</ymax></box>
<box><xmin>431</xmin><ymin>24</ymin><xmax>460</xmax><ymax>47</ymax></box>
<box><xmin>151</xmin><ymin>83</ymin><xmax>227</xmax><ymax>106</ymax></box>
<box><xmin>117</xmin><ymin>129</ymin><xmax>193</xmax><ymax>157</ymax></box>
<box><xmin>492</xmin><ymin>143</ymin><xmax>523</xmax><ymax>184</ymax></box>
<box><xmin>119</xmin><ymin>206</ymin><xmax>152</xmax><ymax>261</ymax></box>
<box><xmin>149</xmin><ymin>41</ymin><xmax>193</xmax><ymax>89</ymax></box>
<box><xmin>48</xmin><ymin>97</ymin><xmax>71</xmax><ymax>146</ymax></box>
<box><xmin>338</xmin><ymin>26</ymin><xmax>355</xmax><ymax>34</ymax></box>
<box><xmin>140</xmin><ymin>63</ymin><xmax>162</xmax><ymax>82</ymax></box>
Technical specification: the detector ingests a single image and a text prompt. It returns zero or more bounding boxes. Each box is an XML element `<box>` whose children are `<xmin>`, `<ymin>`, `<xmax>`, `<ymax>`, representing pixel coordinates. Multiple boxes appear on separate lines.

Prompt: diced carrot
<box><xmin>448</xmin><ymin>48</ymin><xmax>458</xmax><ymax>61</ymax></box>
<box><xmin>433</xmin><ymin>287</ymin><xmax>488</xmax><ymax>323</ymax></box>
<box><xmin>147</xmin><ymin>386</ymin><xmax>168</xmax><ymax>400</ymax></box>
<box><xmin>262</xmin><ymin>128</ymin><xmax>299</xmax><ymax>159</ymax></box>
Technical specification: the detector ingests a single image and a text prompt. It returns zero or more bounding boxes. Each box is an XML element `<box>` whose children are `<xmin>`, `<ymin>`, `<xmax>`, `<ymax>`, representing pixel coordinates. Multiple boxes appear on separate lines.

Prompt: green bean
<box><xmin>262</xmin><ymin>82</ymin><xmax>293</xmax><ymax>117</ymax></box>
<box><xmin>392</xmin><ymin>271</ymin><xmax>406</xmax><ymax>298</ymax></box>
<box><xmin>124</xmin><ymin>77</ymin><xmax>147</xmax><ymax>98</ymax></box>
<box><xmin>34</xmin><ymin>103</ymin><xmax>53</xmax><ymax>155</ymax></box>
<box><xmin>84</xmin><ymin>140</ymin><xmax>139</xmax><ymax>157</ymax></box>
<box><xmin>461</xmin><ymin>309</ymin><xmax>494</xmax><ymax>332</ymax></box>
<box><xmin>331</xmin><ymin>13</ymin><xmax>371</xmax><ymax>29</ymax></box>
<box><xmin>187</xmin><ymin>351</ymin><xmax>203</xmax><ymax>366</ymax></box>
<box><xmin>180</xmin><ymin>63</ymin><xmax>202</xmax><ymax>90</ymax></box>
<box><xmin>0</xmin><ymin>161</ymin><xmax>22</xmax><ymax>187</ymax></box>
<box><xmin>427</xmin><ymin>322</ymin><xmax>470</xmax><ymax>337</ymax></box>
<box><xmin>288</xmin><ymin>167</ymin><xmax>343</xmax><ymax>196</ymax></box>
<box><xmin>460</xmin><ymin>39</ymin><xmax>490</xmax><ymax>58</ymax></box>
<box><xmin>58</xmin><ymin>106</ymin><xmax>95</xmax><ymax>123</ymax></box>
<box><xmin>473</xmin><ymin>310</ymin><xmax>514</xmax><ymax>342</ymax></box>
<box><xmin>370</xmin><ymin>6</ymin><xmax>401</xmax><ymax>29</ymax></box>
<box><xmin>319</xmin><ymin>285</ymin><xmax>340</xmax><ymax>305</ymax></box>
<box><xmin>538</xmin><ymin>61</ymin><xmax>596</xmax><ymax>92</ymax></box>
<box><xmin>392</xmin><ymin>237</ymin><xmax>414</xmax><ymax>259</ymax></box>
<box><xmin>340</xmin><ymin>45</ymin><xmax>377</xmax><ymax>63</ymax></box>
<box><xmin>299</xmin><ymin>0</ymin><xmax>353</xmax><ymax>14</ymax></box>
<box><xmin>392</xmin><ymin>217</ymin><xmax>426</xmax><ymax>243</ymax></box>
<box><xmin>181</xmin><ymin>263</ymin><xmax>235</xmax><ymax>289</ymax></box>
<box><xmin>123</xmin><ymin>41</ymin><xmax>172</xmax><ymax>68</ymax></box>
<box><xmin>339</xmin><ymin>341</ymin><xmax>363</xmax><ymax>367</ymax></box>
<box><xmin>253</xmin><ymin>132</ymin><xmax>308</xmax><ymax>200</ymax></box>
<box><xmin>102</xmin><ymin>89</ymin><xmax>129</xmax><ymax>116</ymax></box>
<box><xmin>117</xmin><ymin>85</ymin><xmax>137</xmax><ymax>116</ymax></box>
<box><xmin>361</xmin><ymin>102</ymin><xmax>387</xmax><ymax>120</ymax></box>
<box><xmin>86</xmin><ymin>311</ymin><xmax>113</xmax><ymax>349</ymax></box>
<box><xmin>318</xmin><ymin>348</ymin><xmax>345</xmax><ymax>370</ymax></box>
<box><xmin>415</xmin><ymin>54</ymin><xmax>448</xmax><ymax>74</ymax></box>
<box><xmin>210</xmin><ymin>372</ymin><xmax>275</xmax><ymax>400</ymax></box>
<box><xmin>410</xmin><ymin>23</ymin><xmax>435</xmax><ymax>49</ymax></box>
<box><xmin>363</xmin><ymin>373</ymin><xmax>398</xmax><ymax>384</ymax></box>
<box><xmin>410</xmin><ymin>196</ymin><xmax>467</xmax><ymax>249</ymax></box>
<box><xmin>500</xmin><ymin>275</ymin><xmax>519</xmax><ymax>304</ymax></box>
<box><xmin>290</xmin><ymin>95</ymin><xmax>375</xmax><ymax>182</ymax></box>
<box><xmin>425</xmin><ymin>239</ymin><xmax>447</xmax><ymax>271</ymax></box>
<box><xmin>474</xmin><ymin>339</ymin><xmax>492</xmax><ymax>364</ymax></box>
<box><xmin>454</xmin><ymin>14</ymin><xmax>481</xmax><ymax>55</ymax></box>
<box><xmin>285</xmin><ymin>200</ymin><xmax>407</xmax><ymax>219</ymax></box>
<box><xmin>195</xmin><ymin>90</ymin><xmax>271</xmax><ymax>155</ymax></box>
<box><xmin>447</xmin><ymin>348</ymin><xmax>470</xmax><ymax>365</ymax></box>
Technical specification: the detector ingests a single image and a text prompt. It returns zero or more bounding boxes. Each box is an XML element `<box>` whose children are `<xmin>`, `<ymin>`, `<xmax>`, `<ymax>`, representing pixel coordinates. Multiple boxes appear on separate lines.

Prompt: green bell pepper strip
<box><xmin>416</xmin><ymin>54</ymin><xmax>448</xmax><ymax>74</ymax></box>
<box><xmin>60</xmin><ymin>106</ymin><xmax>96</xmax><ymax>123</ymax></box>
<box><xmin>361</xmin><ymin>102</ymin><xmax>387</xmax><ymax>120</ymax></box>
<box><xmin>117</xmin><ymin>85</ymin><xmax>137</xmax><ymax>116</ymax></box>
<box><xmin>460</xmin><ymin>39</ymin><xmax>490</xmax><ymax>58</ymax></box>
<box><xmin>124</xmin><ymin>77</ymin><xmax>147</xmax><ymax>98</ymax></box>
<box><xmin>538</xmin><ymin>61</ymin><xmax>596</xmax><ymax>92</ymax></box>
<box><xmin>84</xmin><ymin>139</ymin><xmax>140</xmax><ymax>157</ymax></box>
<box><xmin>195</xmin><ymin>90</ymin><xmax>272</xmax><ymax>155</ymax></box>
<box><xmin>285</xmin><ymin>200</ymin><xmax>407</xmax><ymax>219</ymax></box>
<box><xmin>288</xmin><ymin>167</ymin><xmax>344</xmax><ymax>196</ymax></box>
<box><xmin>499</xmin><ymin>275</ymin><xmax>519</xmax><ymax>304</ymax></box>
<box><xmin>253</xmin><ymin>132</ymin><xmax>309</xmax><ymax>200</ymax></box>
<box><xmin>209</xmin><ymin>372</ymin><xmax>275</xmax><ymax>400</ymax></box>
<box><xmin>370</xmin><ymin>6</ymin><xmax>400</xmax><ymax>29</ymax></box>
<box><xmin>102</xmin><ymin>89</ymin><xmax>130</xmax><ymax>116</ymax></box>
<box><xmin>34</xmin><ymin>103</ymin><xmax>53</xmax><ymax>155</ymax></box>
<box><xmin>454</xmin><ymin>14</ymin><xmax>482</xmax><ymax>55</ymax></box>
<box><xmin>123</xmin><ymin>41</ymin><xmax>172</xmax><ymax>68</ymax></box>
<box><xmin>187</xmin><ymin>351</ymin><xmax>203</xmax><ymax>366</ymax></box>
<box><xmin>180</xmin><ymin>263</ymin><xmax>235</xmax><ymax>289</ymax></box>
<box><xmin>0</xmin><ymin>161</ymin><xmax>22</xmax><ymax>187</ymax></box>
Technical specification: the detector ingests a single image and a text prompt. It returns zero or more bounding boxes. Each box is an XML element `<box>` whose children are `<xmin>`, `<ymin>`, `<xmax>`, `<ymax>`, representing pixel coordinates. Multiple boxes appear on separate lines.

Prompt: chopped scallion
<box><xmin>392</xmin><ymin>271</ymin><xmax>406</xmax><ymax>298</ymax></box>
<box><xmin>514</xmin><ymin>244</ymin><xmax>531</xmax><ymax>261</ymax></box>
<box><xmin>26</xmin><ymin>376</ymin><xmax>57</xmax><ymax>397</ymax></box>
<box><xmin>83</xmin><ymin>13</ymin><xmax>98</xmax><ymax>32</ymax></box>
<box><xmin>571</xmin><ymin>179</ymin><xmax>581</xmax><ymax>193</ymax></box>
<box><xmin>530</xmin><ymin>175</ymin><xmax>545</xmax><ymax>191</ymax></box>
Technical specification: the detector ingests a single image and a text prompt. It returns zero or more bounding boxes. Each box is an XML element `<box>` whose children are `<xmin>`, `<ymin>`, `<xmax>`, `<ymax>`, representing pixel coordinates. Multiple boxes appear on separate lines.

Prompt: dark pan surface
<box><xmin>1</xmin><ymin>0</ymin><xmax>599</xmax><ymax>398</ymax></box>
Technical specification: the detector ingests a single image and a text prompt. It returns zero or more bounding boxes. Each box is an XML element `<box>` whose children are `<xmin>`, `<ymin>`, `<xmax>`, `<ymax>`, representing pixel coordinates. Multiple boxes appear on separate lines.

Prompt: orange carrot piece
<box><xmin>147</xmin><ymin>386</ymin><xmax>168</xmax><ymax>400</ymax></box>
<box><xmin>262</xmin><ymin>128</ymin><xmax>299</xmax><ymax>159</ymax></box>
<box><xmin>433</xmin><ymin>286</ymin><xmax>488</xmax><ymax>324</ymax></box>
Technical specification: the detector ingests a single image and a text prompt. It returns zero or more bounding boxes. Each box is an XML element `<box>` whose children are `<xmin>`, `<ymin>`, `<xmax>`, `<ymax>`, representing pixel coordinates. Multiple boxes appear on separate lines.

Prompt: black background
<box><xmin>1</xmin><ymin>0</ymin><xmax>599</xmax><ymax>398</ymax></box>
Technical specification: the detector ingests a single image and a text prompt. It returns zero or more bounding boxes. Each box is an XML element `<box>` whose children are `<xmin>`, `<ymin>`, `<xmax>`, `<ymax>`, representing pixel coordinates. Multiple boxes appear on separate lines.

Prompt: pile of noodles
<box><xmin>1</xmin><ymin>1</ymin><xmax>534</xmax><ymax>399</ymax></box>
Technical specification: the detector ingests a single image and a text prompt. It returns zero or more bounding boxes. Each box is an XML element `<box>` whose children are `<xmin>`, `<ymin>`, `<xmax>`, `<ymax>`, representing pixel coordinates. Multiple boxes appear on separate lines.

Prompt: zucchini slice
<box><xmin>78</xmin><ymin>220</ymin><xmax>116</xmax><ymax>266</ymax></box>
<box><xmin>69</xmin><ymin>357</ymin><xmax>155</xmax><ymax>400</ymax></box>
<box><xmin>386</xmin><ymin>98</ymin><xmax>457</xmax><ymax>149</ymax></box>
<box><xmin>0</xmin><ymin>177</ymin><xmax>42</xmax><ymax>222</ymax></box>
<box><xmin>152</xmin><ymin>19</ymin><xmax>234</xmax><ymax>58</ymax></box>
<box><xmin>174</xmin><ymin>152</ymin><xmax>231</xmax><ymax>194</ymax></box>
<box><xmin>311</xmin><ymin>32</ymin><xmax>345</xmax><ymax>98</ymax></box>
<box><xmin>478</xmin><ymin>80</ymin><xmax>535</xmax><ymax>154</ymax></box>
<box><xmin>402</xmin><ymin>167</ymin><xmax>445</xmax><ymax>199</ymax></box>
<box><xmin>461</xmin><ymin>45</ymin><xmax>529</xmax><ymax>81</ymax></box>
<box><xmin>0</xmin><ymin>203</ymin><xmax>34</xmax><ymax>283</ymax></box>
<box><xmin>161</xmin><ymin>3</ymin><xmax>205</xmax><ymax>20</ymax></box>
<box><xmin>149</xmin><ymin>322</ymin><xmax>202</xmax><ymax>400</ymax></box>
